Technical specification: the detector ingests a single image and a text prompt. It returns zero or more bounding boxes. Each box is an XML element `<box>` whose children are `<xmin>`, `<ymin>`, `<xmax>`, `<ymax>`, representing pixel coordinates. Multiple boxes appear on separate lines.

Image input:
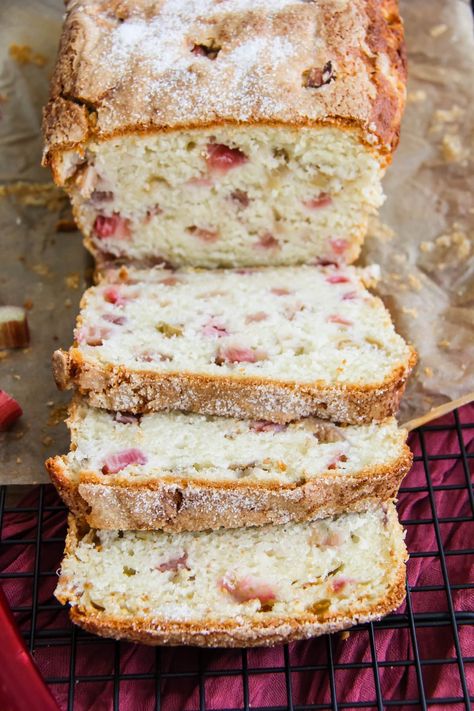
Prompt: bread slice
<box><xmin>52</xmin><ymin>265</ymin><xmax>416</xmax><ymax>424</ymax></box>
<box><xmin>42</xmin><ymin>1</ymin><xmax>406</xmax><ymax>268</ymax></box>
<box><xmin>46</xmin><ymin>398</ymin><xmax>412</xmax><ymax>531</ymax></box>
<box><xmin>56</xmin><ymin>504</ymin><xmax>407</xmax><ymax>647</ymax></box>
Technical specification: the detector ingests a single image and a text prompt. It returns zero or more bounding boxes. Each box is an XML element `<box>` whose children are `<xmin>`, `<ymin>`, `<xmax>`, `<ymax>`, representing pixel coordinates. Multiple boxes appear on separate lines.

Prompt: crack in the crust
<box><xmin>174</xmin><ymin>489</ymin><xmax>184</xmax><ymax>514</ymax></box>
<box><xmin>60</xmin><ymin>91</ymin><xmax>98</xmax><ymax>117</ymax></box>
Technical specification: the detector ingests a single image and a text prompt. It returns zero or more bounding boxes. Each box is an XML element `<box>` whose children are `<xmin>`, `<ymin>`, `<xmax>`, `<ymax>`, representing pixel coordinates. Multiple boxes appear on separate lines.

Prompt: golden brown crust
<box><xmin>68</xmin><ymin>577</ymin><xmax>406</xmax><ymax>647</ymax></box>
<box><xmin>365</xmin><ymin>0</ymin><xmax>407</xmax><ymax>158</ymax></box>
<box><xmin>52</xmin><ymin>347</ymin><xmax>417</xmax><ymax>425</ymax></box>
<box><xmin>46</xmin><ymin>447</ymin><xmax>412</xmax><ymax>531</ymax></box>
<box><xmin>42</xmin><ymin>0</ymin><xmax>406</xmax><ymax>171</ymax></box>
<box><xmin>58</xmin><ymin>511</ymin><xmax>408</xmax><ymax>647</ymax></box>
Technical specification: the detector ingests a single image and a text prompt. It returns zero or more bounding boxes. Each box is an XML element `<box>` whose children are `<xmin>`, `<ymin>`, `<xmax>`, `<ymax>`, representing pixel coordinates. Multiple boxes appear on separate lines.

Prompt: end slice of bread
<box><xmin>42</xmin><ymin>1</ymin><xmax>406</xmax><ymax>268</ymax></box>
<box><xmin>53</xmin><ymin>265</ymin><xmax>416</xmax><ymax>424</ymax></box>
<box><xmin>46</xmin><ymin>398</ymin><xmax>412</xmax><ymax>531</ymax></box>
<box><xmin>56</xmin><ymin>504</ymin><xmax>407</xmax><ymax>647</ymax></box>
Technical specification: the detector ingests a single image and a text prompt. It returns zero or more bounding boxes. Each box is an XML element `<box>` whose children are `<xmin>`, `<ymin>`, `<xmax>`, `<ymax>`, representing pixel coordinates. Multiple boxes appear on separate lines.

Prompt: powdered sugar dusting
<box><xmin>111</xmin><ymin>14</ymin><xmax>188</xmax><ymax>77</ymax></box>
<box><xmin>104</xmin><ymin>2</ymin><xmax>302</xmax><ymax>120</ymax></box>
<box><xmin>46</xmin><ymin>0</ymin><xmax>405</xmax><ymax>152</ymax></box>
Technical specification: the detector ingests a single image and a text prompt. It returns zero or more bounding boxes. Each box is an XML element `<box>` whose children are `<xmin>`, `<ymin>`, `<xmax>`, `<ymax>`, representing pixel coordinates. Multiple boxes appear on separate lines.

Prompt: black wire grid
<box><xmin>0</xmin><ymin>407</ymin><xmax>473</xmax><ymax>710</ymax></box>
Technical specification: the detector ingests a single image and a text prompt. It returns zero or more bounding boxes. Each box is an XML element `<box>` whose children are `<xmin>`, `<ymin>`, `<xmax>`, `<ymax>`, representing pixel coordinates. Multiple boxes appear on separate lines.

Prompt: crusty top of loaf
<box><xmin>43</xmin><ymin>0</ymin><xmax>406</xmax><ymax>162</ymax></box>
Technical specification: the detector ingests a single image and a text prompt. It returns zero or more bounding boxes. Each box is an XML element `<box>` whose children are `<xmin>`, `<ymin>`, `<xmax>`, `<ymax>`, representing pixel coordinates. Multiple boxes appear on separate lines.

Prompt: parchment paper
<box><xmin>0</xmin><ymin>0</ymin><xmax>472</xmax><ymax>483</ymax></box>
<box><xmin>363</xmin><ymin>0</ymin><xmax>474</xmax><ymax>423</ymax></box>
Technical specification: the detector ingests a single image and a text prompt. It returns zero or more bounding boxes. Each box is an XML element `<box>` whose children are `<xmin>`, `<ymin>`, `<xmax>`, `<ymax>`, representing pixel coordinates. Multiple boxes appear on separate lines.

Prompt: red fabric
<box><xmin>0</xmin><ymin>587</ymin><xmax>59</xmax><ymax>711</ymax></box>
<box><xmin>1</xmin><ymin>404</ymin><xmax>473</xmax><ymax>710</ymax></box>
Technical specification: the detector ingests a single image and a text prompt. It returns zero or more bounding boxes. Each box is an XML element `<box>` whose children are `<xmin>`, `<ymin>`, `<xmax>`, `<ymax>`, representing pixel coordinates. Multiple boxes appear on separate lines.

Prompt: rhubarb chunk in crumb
<box><xmin>256</xmin><ymin>232</ymin><xmax>280</xmax><ymax>250</ymax></box>
<box><xmin>113</xmin><ymin>412</ymin><xmax>140</xmax><ymax>425</ymax></box>
<box><xmin>157</xmin><ymin>552</ymin><xmax>189</xmax><ymax>572</ymax></box>
<box><xmin>303</xmin><ymin>193</ymin><xmax>333</xmax><ymax>210</ymax></box>
<box><xmin>330</xmin><ymin>238</ymin><xmax>349</xmax><ymax>256</ymax></box>
<box><xmin>309</xmin><ymin>527</ymin><xmax>344</xmax><ymax>549</ymax></box>
<box><xmin>187</xmin><ymin>226</ymin><xmax>219</xmax><ymax>243</ymax></box>
<box><xmin>75</xmin><ymin>325</ymin><xmax>112</xmax><ymax>347</ymax></box>
<box><xmin>103</xmin><ymin>286</ymin><xmax>127</xmax><ymax>306</ymax></box>
<box><xmin>250</xmin><ymin>421</ymin><xmax>287</xmax><ymax>434</ymax></box>
<box><xmin>102</xmin><ymin>448</ymin><xmax>147</xmax><ymax>474</ymax></box>
<box><xmin>0</xmin><ymin>390</ymin><xmax>22</xmax><ymax>431</ymax></box>
<box><xmin>202</xmin><ymin>318</ymin><xmax>229</xmax><ymax>338</ymax></box>
<box><xmin>326</xmin><ymin>274</ymin><xmax>350</xmax><ymax>284</ymax></box>
<box><xmin>93</xmin><ymin>214</ymin><xmax>131</xmax><ymax>240</ymax></box>
<box><xmin>206</xmin><ymin>143</ymin><xmax>248</xmax><ymax>173</ymax></box>
<box><xmin>328</xmin><ymin>314</ymin><xmax>352</xmax><ymax>326</ymax></box>
<box><xmin>331</xmin><ymin>575</ymin><xmax>355</xmax><ymax>594</ymax></box>
<box><xmin>0</xmin><ymin>306</ymin><xmax>30</xmax><ymax>349</ymax></box>
<box><xmin>221</xmin><ymin>573</ymin><xmax>277</xmax><ymax>605</ymax></box>
<box><xmin>215</xmin><ymin>345</ymin><xmax>267</xmax><ymax>365</ymax></box>
<box><xmin>245</xmin><ymin>311</ymin><xmax>268</xmax><ymax>323</ymax></box>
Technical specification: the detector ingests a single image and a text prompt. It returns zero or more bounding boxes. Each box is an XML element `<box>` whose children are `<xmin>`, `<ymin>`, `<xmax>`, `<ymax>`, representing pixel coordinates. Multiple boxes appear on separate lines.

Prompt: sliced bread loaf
<box><xmin>47</xmin><ymin>399</ymin><xmax>412</xmax><ymax>531</ymax></box>
<box><xmin>56</xmin><ymin>504</ymin><xmax>407</xmax><ymax>647</ymax></box>
<box><xmin>53</xmin><ymin>265</ymin><xmax>416</xmax><ymax>424</ymax></box>
<box><xmin>43</xmin><ymin>0</ymin><xmax>406</xmax><ymax>269</ymax></box>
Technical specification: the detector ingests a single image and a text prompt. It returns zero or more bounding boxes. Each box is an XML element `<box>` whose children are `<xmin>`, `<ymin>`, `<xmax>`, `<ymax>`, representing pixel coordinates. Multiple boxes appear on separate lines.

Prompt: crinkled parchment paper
<box><xmin>0</xmin><ymin>0</ymin><xmax>472</xmax><ymax>483</ymax></box>
<box><xmin>363</xmin><ymin>0</ymin><xmax>474</xmax><ymax>424</ymax></box>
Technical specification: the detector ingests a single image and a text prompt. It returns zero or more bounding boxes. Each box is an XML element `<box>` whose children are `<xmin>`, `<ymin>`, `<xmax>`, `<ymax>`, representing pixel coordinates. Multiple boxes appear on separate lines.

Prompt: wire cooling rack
<box><xmin>0</xmin><ymin>405</ymin><xmax>473</xmax><ymax>710</ymax></box>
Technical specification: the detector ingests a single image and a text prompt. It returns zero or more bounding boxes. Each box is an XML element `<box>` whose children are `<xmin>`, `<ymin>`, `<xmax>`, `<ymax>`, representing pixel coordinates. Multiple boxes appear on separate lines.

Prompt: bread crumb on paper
<box><xmin>402</xmin><ymin>307</ymin><xmax>418</xmax><ymax>319</ymax></box>
<box><xmin>430</xmin><ymin>24</ymin><xmax>448</xmax><ymax>38</ymax></box>
<box><xmin>434</xmin><ymin>106</ymin><xmax>464</xmax><ymax>124</ymax></box>
<box><xmin>368</xmin><ymin>217</ymin><xmax>395</xmax><ymax>242</ymax></box>
<box><xmin>394</xmin><ymin>253</ymin><xmax>408</xmax><ymax>265</ymax></box>
<box><xmin>47</xmin><ymin>404</ymin><xmax>69</xmax><ymax>427</ymax></box>
<box><xmin>9</xmin><ymin>44</ymin><xmax>47</xmax><ymax>67</ymax></box>
<box><xmin>438</xmin><ymin>339</ymin><xmax>451</xmax><ymax>349</ymax></box>
<box><xmin>435</xmin><ymin>229</ymin><xmax>471</xmax><ymax>259</ymax></box>
<box><xmin>65</xmin><ymin>273</ymin><xmax>81</xmax><ymax>290</ymax></box>
<box><xmin>32</xmin><ymin>263</ymin><xmax>52</xmax><ymax>278</ymax></box>
<box><xmin>430</xmin><ymin>106</ymin><xmax>464</xmax><ymax>130</ymax></box>
<box><xmin>407</xmin><ymin>89</ymin><xmax>427</xmax><ymax>104</ymax></box>
<box><xmin>451</xmin><ymin>229</ymin><xmax>470</xmax><ymax>258</ymax></box>
<box><xmin>436</xmin><ymin>235</ymin><xmax>451</xmax><ymax>248</ymax></box>
<box><xmin>0</xmin><ymin>182</ymin><xmax>67</xmax><ymax>211</ymax></box>
<box><xmin>424</xmin><ymin>367</ymin><xmax>434</xmax><ymax>378</ymax></box>
<box><xmin>441</xmin><ymin>133</ymin><xmax>466</xmax><ymax>163</ymax></box>
<box><xmin>407</xmin><ymin>274</ymin><xmax>422</xmax><ymax>292</ymax></box>
<box><xmin>420</xmin><ymin>241</ymin><xmax>434</xmax><ymax>253</ymax></box>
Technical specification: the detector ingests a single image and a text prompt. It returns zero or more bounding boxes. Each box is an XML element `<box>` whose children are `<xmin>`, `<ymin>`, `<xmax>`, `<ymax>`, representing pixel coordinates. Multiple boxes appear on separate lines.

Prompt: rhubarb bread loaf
<box><xmin>53</xmin><ymin>265</ymin><xmax>416</xmax><ymax>424</ymax></box>
<box><xmin>43</xmin><ymin>0</ymin><xmax>406</xmax><ymax>268</ymax></box>
<box><xmin>56</xmin><ymin>504</ymin><xmax>407</xmax><ymax>647</ymax></box>
<box><xmin>46</xmin><ymin>398</ymin><xmax>412</xmax><ymax>531</ymax></box>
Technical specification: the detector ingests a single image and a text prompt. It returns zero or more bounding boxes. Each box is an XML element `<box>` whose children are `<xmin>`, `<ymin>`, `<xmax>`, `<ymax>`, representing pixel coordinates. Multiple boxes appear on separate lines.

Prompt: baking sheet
<box><xmin>0</xmin><ymin>0</ymin><xmax>472</xmax><ymax>483</ymax></box>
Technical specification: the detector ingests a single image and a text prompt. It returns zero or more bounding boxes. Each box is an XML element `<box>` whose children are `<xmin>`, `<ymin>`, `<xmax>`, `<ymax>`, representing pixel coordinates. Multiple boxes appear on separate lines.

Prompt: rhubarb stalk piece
<box><xmin>0</xmin><ymin>390</ymin><xmax>23</xmax><ymax>431</ymax></box>
<box><xmin>0</xmin><ymin>306</ymin><xmax>30</xmax><ymax>349</ymax></box>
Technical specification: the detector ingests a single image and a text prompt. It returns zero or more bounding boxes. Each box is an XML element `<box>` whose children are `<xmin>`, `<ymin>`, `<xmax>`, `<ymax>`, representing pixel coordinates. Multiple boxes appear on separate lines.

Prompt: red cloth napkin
<box><xmin>1</xmin><ymin>404</ymin><xmax>473</xmax><ymax>710</ymax></box>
